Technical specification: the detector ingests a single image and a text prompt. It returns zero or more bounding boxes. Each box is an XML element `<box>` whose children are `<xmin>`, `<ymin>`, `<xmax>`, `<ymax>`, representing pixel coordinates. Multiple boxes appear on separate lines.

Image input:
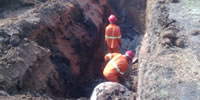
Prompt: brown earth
<box><xmin>0</xmin><ymin>0</ymin><xmax>110</xmax><ymax>99</ymax></box>
<box><xmin>0</xmin><ymin>0</ymin><xmax>144</xmax><ymax>99</ymax></box>
<box><xmin>3</xmin><ymin>0</ymin><xmax>199</xmax><ymax>99</ymax></box>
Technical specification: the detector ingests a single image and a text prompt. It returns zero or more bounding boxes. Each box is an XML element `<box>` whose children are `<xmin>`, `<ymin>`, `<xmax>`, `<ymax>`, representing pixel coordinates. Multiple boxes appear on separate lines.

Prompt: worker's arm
<box><xmin>104</xmin><ymin>53</ymin><xmax>113</xmax><ymax>61</ymax></box>
<box><xmin>105</xmin><ymin>26</ymin><xmax>109</xmax><ymax>43</ymax></box>
<box><xmin>118</xmin><ymin>27</ymin><xmax>122</xmax><ymax>45</ymax></box>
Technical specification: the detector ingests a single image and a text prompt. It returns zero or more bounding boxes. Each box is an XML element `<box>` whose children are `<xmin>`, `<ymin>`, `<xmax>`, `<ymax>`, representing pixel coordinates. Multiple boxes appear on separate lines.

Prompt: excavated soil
<box><xmin>138</xmin><ymin>0</ymin><xmax>200</xmax><ymax>99</ymax></box>
<box><xmin>0</xmin><ymin>0</ymin><xmax>110</xmax><ymax>99</ymax></box>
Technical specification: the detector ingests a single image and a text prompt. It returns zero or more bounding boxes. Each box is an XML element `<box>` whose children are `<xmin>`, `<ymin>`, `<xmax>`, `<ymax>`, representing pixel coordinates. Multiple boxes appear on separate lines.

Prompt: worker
<box><xmin>105</xmin><ymin>14</ymin><xmax>122</xmax><ymax>53</ymax></box>
<box><xmin>103</xmin><ymin>50</ymin><xmax>134</xmax><ymax>83</ymax></box>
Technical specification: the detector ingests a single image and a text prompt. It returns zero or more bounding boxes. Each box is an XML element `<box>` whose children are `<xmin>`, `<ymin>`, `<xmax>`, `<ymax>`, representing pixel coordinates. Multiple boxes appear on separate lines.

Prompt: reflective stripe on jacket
<box><xmin>105</xmin><ymin>35</ymin><xmax>121</xmax><ymax>39</ymax></box>
<box><xmin>105</xmin><ymin>24</ymin><xmax>122</xmax><ymax>48</ymax></box>
<box><xmin>103</xmin><ymin>53</ymin><xmax>128</xmax><ymax>76</ymax></box>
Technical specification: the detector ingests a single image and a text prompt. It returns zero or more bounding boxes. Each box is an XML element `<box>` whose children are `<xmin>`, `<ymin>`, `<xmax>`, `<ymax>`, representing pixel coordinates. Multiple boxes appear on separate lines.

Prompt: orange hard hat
<box><xmin>108</xmin><ymin>14</ymin><xmax>117</xmax><ymax>23</ymax></box>
<box><xmin>125</xmin><ymin>50</ymin><xmax>134</xmax><ymax>60</ymax></box>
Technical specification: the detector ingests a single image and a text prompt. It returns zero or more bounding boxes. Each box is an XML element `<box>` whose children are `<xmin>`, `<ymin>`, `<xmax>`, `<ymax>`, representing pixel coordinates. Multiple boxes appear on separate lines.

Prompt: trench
<box><xmin>105</xmin><ymin>0</ymin><xmax>146</xmax><ymax>99</ymax></box>
<box><xmin>0</xmin><ymin>0</ymin><xmax>146</xmax><ymax>99</ymax></box>
<box><xmin>59</xmin><ymin>0</ymin><xmax>147</xmax><ymax>98</ymax></box>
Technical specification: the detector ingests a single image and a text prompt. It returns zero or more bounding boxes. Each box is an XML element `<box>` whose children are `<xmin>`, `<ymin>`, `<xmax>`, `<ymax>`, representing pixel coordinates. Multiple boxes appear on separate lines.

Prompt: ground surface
<box><xmin>138</xmin><ymin>0</ymin><xmax>200</xmax><ymax>99</ymax></box>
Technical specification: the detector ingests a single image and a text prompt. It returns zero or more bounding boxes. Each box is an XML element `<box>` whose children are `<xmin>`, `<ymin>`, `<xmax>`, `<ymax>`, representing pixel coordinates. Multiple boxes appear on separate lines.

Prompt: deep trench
<box><xmin>1</xmin><ymin>0</ymin><xmax>146</xmax><ymax>99</ymax></box>
<box><xmin>104</xmin><ymin>1</ymin><xmax>146</xmax><ymax>99</ymax></box>
<box><xmin>34</xmin><ymin>1</ymin><xmax>146</xmax><ymax>99</ymax></box>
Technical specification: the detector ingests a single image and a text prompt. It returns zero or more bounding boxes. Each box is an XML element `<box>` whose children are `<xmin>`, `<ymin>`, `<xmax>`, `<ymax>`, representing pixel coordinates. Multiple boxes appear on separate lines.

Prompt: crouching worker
<box><xmin>103</xmin><ymin>50</ymin><xmax>134</xmax><ymax>83</ymax></box>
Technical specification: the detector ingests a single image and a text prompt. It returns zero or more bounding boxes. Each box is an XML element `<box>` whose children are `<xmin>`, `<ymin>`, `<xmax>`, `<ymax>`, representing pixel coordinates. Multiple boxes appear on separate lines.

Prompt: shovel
<box><xmin>132</xmin><ymin>57</ymin><xmax>138</xmax><ymax>65</ymax></box>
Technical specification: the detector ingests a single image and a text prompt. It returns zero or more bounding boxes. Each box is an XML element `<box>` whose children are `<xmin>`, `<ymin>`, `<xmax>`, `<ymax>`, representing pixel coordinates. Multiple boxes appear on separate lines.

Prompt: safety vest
<box><xmin>107</xmin><ymin>53</ymin><xmax>124</xmax><ymax>75</ymax></box>
<box><xmin>105</xmin><ymin>24</ymin><xmax>121</xmax><ymax>48</ymax></box>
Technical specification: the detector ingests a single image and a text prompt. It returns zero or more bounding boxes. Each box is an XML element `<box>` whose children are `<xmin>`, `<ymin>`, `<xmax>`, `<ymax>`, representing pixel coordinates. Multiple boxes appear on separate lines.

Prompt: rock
<box><xmin>175</xmin><ymin>36</ymin><xmax>185</xmax><ymax>48</ymax></box>
<box><xmin>0</xmin><ymin>74</ymin><xmax>5</xmax><ymax>82</ymax></box>
<box><xmin>190</xmin><ymin>30</ymin><xmax>200</xmax><ymax>36</ymax></box>
<box><xmin>161</xmin><ymin>30</ymin><xmax>177</xmax><ymax>39</ymax></box>
<box><xmin>161</xmin><ymin>38</ymin><xmax>172</xmax><ymax>46</ymax></box>
<box><xmin>170</xmin><ymin>0</ymin><xmax>180</xmax><ymax>3</ymax></box>
<box><xmin>9</xmin><ymin>35</ymin><xmax>21</xmax><ymax>47</ymax></box>
<box><xmin>0</xmin><ymin>93</ymin><xmax>53</xmax><ymax>100</ymax></box>
<box><xmin>0</xmin><ymin>37</ymin><xmax>4</xmax><ymax>43</ymax></box>
<box><xmin>0</xmin><ymin>30</ymin><xmax>6</xmax><ymax>36</ymax></box>
<box><xmin>0</xmin><ymin>91</ymin><xmax>9</xmax><ymax>96</ymax></box>
<box><xmin>3</xmin><ymin>36</ymin><xmax>10</xmax><ymax>44</ymax></box>
<box><xmin>90</xmin><ymin>82</ymin><xmax>133</xmax><ymax>100</ymax></box>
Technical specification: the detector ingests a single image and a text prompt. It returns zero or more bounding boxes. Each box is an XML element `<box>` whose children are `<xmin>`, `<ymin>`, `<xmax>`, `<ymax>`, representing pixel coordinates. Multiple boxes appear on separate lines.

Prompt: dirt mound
<box><xmin>138</xmin><ymin>0</ymin><xmax>200</xmax><ymax>99</ymax></box>
<box><xmin>0</xmin><ymin>0</ymin><xmax>110</xmax><ymax>98</ymax></box>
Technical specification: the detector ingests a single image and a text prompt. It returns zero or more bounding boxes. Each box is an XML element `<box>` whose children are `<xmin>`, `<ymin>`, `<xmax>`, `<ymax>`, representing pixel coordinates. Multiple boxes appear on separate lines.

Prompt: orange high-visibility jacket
<box><xmin>103</xmin><ymin>53</ymin><xmax>128</xmax><ymax>77</ymax></box>
<box><xmin>105</xmin><ymin>24</ymin><xmax>122</xmax><ymax>49</ymax></box>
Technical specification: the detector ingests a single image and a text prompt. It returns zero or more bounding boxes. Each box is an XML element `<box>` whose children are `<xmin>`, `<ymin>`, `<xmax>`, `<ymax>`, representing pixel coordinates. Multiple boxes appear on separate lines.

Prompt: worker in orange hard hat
<box><xmin>105</xmin><ymin>14</ymin><xmax>122</xmax><ymax>53</ymax></box>
<box><xmin>103</xmin><ymin>50</ymin><xmax>134</xmax><ymax>83</ymax></box>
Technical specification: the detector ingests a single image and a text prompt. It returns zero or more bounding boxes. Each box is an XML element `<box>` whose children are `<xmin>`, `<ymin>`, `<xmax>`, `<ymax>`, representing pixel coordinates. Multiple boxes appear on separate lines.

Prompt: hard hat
<box><xmin>125</xmin><ymin>50</ymin><xmax>134</xmax><ymax>60</ymax></box>
<box><xmin>108</xmin><ymin>14</ymin><xmax>117</xmax><ymax>23</ymax></box>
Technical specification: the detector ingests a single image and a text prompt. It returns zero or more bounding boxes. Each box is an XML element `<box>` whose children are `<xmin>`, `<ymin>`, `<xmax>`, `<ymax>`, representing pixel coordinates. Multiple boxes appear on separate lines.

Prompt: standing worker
<box><xmin>105</xmin><ymin>14</ymin><xmax>122</xmax><ymax>53</ymax></box>
<box><xmin>103</xmin><ymin>50</ymin><xmax>134</xmax><ymax>83</ymax></box>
